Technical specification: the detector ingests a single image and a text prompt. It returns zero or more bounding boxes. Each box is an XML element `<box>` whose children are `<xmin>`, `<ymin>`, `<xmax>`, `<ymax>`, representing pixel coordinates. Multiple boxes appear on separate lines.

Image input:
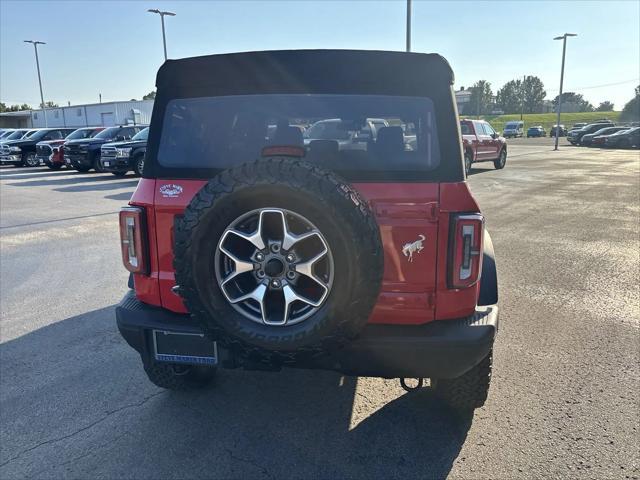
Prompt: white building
<box><xmin>0</xmin><ymin>100</ymin><xmax>154</xmax><ymax>129</ymax></box>
<box><xmin>454</xmin><ymin>87</ymin><xmax>472</xmax><ymax>115</ymax></box>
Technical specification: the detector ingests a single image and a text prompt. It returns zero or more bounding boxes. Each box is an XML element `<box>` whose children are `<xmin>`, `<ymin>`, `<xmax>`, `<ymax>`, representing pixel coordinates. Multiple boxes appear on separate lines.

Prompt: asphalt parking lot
<box><xmin>1</xmin><ymin>137</ymin><xmax>638</xmax><ymax>479</ymax></box>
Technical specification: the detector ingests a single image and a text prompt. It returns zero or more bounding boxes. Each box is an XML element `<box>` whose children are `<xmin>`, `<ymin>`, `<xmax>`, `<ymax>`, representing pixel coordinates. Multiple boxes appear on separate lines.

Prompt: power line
<box><xmin>546</xmin><ymin>78</ymin><xmax>639</xmax><ymax>93</ymax></box>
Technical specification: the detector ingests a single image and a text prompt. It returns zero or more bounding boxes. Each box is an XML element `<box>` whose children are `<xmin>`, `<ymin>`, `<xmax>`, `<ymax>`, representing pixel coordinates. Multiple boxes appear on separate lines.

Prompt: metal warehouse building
<box><xmin>0</xmin><ymin>100</ymin><xmax>154</xmax><ymax>129</ymax></box>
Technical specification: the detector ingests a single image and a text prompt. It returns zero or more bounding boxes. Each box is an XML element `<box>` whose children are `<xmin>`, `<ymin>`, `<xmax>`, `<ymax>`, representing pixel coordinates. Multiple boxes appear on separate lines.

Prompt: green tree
<box><xmin>142</xmin><ymin>91</ymin><xmax>156</xmax><ymax>100</ymax></box>
<box><xmin>40</xmin><ymin>101</ymin><xmax>58</xmax><ymax>108</ymax></box>
<box><xmin>551</xmin><ymin>92</ymin><xmax>593</xmax><ymax>112</ymax></box>
<box><xmin>469</xmin><ymin>80</ymin><xmax>493</xmax><ymax>117</ymax></box>
<box><xmin>620</xmin><ymin>85</ymin><xmax>640</xmax><ymax>121</ymax></box>
<box><xmin>522</xmin><ymin>76</ymin><xmax>546</xmax><ymax>113</ymax></box>
<box><xmin>596</xmin><ymin>101</ymin><xmax>614</xmax><ymax>112</ymax></box>
<box><xmin>2</xmin><ymin>103</ymin><xmax>32</xmax><ymax>112</ymax></box>
<box><xmin>496</xmin><ymin>79</ymin><xmax>523</xmax><ymax>114</ymax></box>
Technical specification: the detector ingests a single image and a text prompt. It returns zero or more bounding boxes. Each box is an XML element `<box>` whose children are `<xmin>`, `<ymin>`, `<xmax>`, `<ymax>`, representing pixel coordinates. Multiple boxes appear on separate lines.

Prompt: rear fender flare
<box><xmin>478</xmin><ymin>229</ymin><xmax>498</xmax><ymax>306</ymax></box>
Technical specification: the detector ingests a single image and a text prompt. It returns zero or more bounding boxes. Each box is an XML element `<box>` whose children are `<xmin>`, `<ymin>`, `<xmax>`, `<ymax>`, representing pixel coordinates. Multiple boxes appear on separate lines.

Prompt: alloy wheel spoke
<box><xmin>282</xmin><ymin>284</ymin><xmax>322</xmax><ymax>325</ymax></box>
<box><xmin>266</xmin><ymin>209</ymin><xmax>322</xmax><ymax>251</ymax></box>
<box><xmin>295</xmin><ymin>249</ymin><xmax>329</xmax><ymax>290</ymax></box>
<box><xmin>219</xmin><ymin>246</ymin><xmax>254</xmax><ymax>286</ymax></box>
<box><xmin>228</xmin><ymin>283</ymin><xmax>267</xmax><ymax>319</ymax></box>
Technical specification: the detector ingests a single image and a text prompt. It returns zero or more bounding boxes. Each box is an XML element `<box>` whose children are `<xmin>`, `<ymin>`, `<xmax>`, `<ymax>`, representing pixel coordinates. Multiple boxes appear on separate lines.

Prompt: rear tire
<box><xmin>93</xmin><ymin>153</ymin><xmax>105</xmax><ymax>173</ymax></box>
<box><xmin>143</xmin><ymin>362</ymin><xmax>217</xmax><ymax>390</ymax></box>
<box><xmin>436</xmin><ymin>351</ymin><xmax>492</xmax><ymax>412</ymax></box>
<box><xmin>75</xmin><ymin>165</ymin><xmax>91</xmax><ymax>173</ymax></box>
<box><xmin>464</xmin><ymin>153</ymin><xmax>472</xmax><ymax>176</ymax></box>
<box><xmin>493</xmin><ymin>149</ymin><xmax>506</xmax><ymax>170</ymax></box>
<box><xmin>134</xmin><ymin>155</ymin><xmax>145</xmax><ymax>176</ymax></box>
<box><xmin>48</xmin><ymin>164</ymin><xmax>63</xmax><ymax>170</ymax></box>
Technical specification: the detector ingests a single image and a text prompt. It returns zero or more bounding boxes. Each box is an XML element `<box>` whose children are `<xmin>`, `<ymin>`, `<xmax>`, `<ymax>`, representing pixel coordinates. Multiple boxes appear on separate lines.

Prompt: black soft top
<box><xmin>148</xmin><ymin>50</ymin><xmax>464</xmax><ymax>182</ymax></box>
<box><xmin>156</xmin><ymin>49</ymin><xmax>454</xmax><ymax>96</ymax></box>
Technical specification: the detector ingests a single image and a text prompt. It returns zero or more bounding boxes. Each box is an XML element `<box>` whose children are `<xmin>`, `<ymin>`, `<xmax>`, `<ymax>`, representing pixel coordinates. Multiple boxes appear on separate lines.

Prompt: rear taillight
<box><xmin>449</xmin><ymin>213</ymin><xmax>484</xmax><ymax>289</ymax></box>
<box><xmin>119</xmin><ymin>207</ymin><xmax>149</xmax><ymax>274</ymax></box>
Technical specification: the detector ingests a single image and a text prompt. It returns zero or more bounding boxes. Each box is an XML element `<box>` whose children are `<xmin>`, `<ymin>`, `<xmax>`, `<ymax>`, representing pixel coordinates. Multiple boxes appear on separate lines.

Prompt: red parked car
<box><xmin>38</xmin><ymin>127</ymin><xmax>104</xmax><ymax>170</ymax></box>
<box><xmin>460</xmin><ymin>119</ymin><xmax>507</xmax><ymax>174</ymax></box>
<box><xmin>116</xmin><ymin>50</ymin><xmax>499</xmax><ymax>412</ymax></box>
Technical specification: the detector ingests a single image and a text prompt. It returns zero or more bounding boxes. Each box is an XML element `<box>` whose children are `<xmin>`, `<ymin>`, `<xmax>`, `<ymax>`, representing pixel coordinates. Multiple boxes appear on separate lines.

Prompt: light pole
<box><xmin>24</xmin><ymin>40</ymin><xmax>47</xmax><ymax>127</ymax></box>
<box><xmin>406</xmin><ymin>0</ymin><xmax>412</xmax><ymax>52</ymax></box>
<box><xmin>148</xmin><ymin>9</ymin><xmax>176</xmax><ymax>61</ymax></box>
<box><xmin>553</xmin><ymin>33</ymin><xmax>577</xmax><ymax>150</ymax></box>
<box><xmin>520</xmin><ymin>75</ymin><xmax>526</xmax><ymax>121</ymax></box>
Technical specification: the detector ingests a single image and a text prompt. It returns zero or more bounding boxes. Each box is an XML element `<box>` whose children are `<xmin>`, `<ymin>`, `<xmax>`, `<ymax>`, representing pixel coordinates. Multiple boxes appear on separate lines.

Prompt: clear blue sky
<box><xmin>1</xmin><ymin>1</ymin><xmax>638</xmax><ymax>109</ymax></box>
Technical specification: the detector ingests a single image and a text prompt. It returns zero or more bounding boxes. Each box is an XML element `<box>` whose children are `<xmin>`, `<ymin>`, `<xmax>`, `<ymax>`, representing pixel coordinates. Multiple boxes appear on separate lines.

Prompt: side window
<box><xmin>45</xmin><ymin>130</ymin><xmax>63</xmax><ymax>140</ymax></box>
<box><xmin>121</xmin><ymin>128</ymin><xmax>135</xmax><ymax>139</ymax></box>
<box><xmin>483</xmin><ymin>123</ymin><xmax>495</xmax><ymax>136</ymax></box>
<box><xmin>474</xmin><ymin>121</ymin><xmax>486</xmax><ymax>135</ymax></box>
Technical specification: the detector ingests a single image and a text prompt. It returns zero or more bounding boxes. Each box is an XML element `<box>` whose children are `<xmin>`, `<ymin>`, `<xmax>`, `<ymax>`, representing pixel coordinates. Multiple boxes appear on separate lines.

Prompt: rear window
<box><xmin>94</xmin><ymin>127</ymin><xmax>119</xmax><ymax>139</ymax></box>
<box><xmin>158</xmin><ymin>94</ymin><xmax>440</xmax><ymax>174</ymax></box>
<box><xmin>66</xmin><ymin>128</ymin><xmax>96</xmax><ymax>140</ymax></box>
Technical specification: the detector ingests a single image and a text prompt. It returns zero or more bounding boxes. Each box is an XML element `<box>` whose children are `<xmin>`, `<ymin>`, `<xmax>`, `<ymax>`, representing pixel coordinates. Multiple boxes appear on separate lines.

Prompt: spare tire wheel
<box><xmin>174</xmin><ymin>158</ymin><xmax>383</xmax><ymax>360</ymax></box>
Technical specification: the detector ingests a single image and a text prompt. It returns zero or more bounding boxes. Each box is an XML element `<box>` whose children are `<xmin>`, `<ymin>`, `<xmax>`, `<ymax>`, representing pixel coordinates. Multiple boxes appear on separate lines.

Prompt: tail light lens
<box><xmin>119</xmin><ymin>207</ymin><xmax>149</xmax><ymax>274</ymax></box>
<box><xmin>449</xmin><ymin>213</ymin><xmax>484</xmax><ymax>289</ymax></box>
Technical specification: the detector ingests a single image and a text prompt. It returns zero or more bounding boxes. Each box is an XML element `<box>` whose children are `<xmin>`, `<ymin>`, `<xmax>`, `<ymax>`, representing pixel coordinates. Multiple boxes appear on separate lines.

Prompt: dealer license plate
<box><xmin>152</xmin><ymin>330</ymin><xmax>217</xmax><ymax>366</ymax></box>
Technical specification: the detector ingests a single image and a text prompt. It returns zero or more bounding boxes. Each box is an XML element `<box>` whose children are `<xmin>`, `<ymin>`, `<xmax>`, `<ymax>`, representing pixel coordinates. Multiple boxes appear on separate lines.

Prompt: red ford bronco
<box><xmin>116</xmin><ymin>50</ymin><xmax>499</xmax><ymax>412</ymax></box>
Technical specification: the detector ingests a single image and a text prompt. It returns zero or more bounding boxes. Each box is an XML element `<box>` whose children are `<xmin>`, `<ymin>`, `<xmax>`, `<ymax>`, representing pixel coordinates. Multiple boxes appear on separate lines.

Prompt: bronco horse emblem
<box><xmin>402</xmin><ymin>234</ymin><xmax>426</xmax><ymax>262</ymax></box>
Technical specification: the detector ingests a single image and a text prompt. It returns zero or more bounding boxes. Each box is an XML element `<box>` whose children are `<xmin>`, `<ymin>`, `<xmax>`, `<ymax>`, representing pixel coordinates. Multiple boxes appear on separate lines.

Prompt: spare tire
<box><xmin>174</xmin><ymin>158</ymin><xmax>383</xmax><ymax>361</ymax></box>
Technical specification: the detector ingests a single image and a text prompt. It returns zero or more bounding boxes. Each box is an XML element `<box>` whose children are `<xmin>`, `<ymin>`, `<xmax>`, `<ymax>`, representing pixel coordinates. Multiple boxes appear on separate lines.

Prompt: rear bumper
<box><xmin>116</xmin><ymin>291</ymin><xmax>498</xmax><ymax>379</ymax></box>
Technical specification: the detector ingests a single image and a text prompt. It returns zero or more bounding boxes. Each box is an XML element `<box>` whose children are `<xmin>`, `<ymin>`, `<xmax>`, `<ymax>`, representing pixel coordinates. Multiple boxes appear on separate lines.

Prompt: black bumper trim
<box><xmin>116</xmin><ymin>291</ymin><xmax>498</xmax><ymax>379</ymax></box>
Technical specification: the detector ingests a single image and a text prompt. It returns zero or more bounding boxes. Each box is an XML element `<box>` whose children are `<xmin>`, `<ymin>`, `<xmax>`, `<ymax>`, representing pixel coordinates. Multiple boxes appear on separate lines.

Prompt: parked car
<box><xmin>549</xmin><ymin>125</ymin><xmax>567</xmax><ymax>137</ymax></box>
<box><xmin>526</xmin><ymin>126</ymin><xmax>546</xmax><ymax>138</ymax></box>
<box><xmin>0</xmin><ymin>129</ymin><xmax>33</xmax><ymax>144</ymax></box>
<box><xmin>460</xmin><ymin>119</ymin><xmax>507</xmax><ymax>174</ymax></box>
<box><xmin>100</xmin><ymin>127</ymin><xmax>149</xmax><ymax>176</ymax></box>
<box><xmin>302</xmin><ymin>118</ymin><xmax>390</xmax><ymax>151</ymax></box>
<box><xmin>0</xmin><ymin>129</ymin><xmax>15</xmax><ymax>140</ymax></box>
<box><xmin>37</xmin><ymin>127</ymin><xmax>105</xmax><ymax>170</ymax></box>
<box><xmin>583</xmin><ymin>126</ymin><xmax>630</xmax><ymax>147</ymax></box>
<box><xmin>567</xmin><ymin>123</ymin><xmax>614</xmax><ymax>145</ymax></box>
<box><xmin>569</xmin><ymin>123</ymin><xmax>587</xmax><ymax>132</ymax></box>
<box><xmin>502</xmin><ymin>121</ymin><xmax>524</xmax><ymax>138</ymax></box>
<box><xmin>116</xmin><ymin>50</ymin><xmax>499</xmax><ymax>412</ymax></box>
<box><xmin>604</xmin><ymin>126</ymin><xmax>639</xmax><ymax>149</ymax></box>
<box><xmin>64</xmin><ymin>125</ymin><xmax>146</xmax><ymax>172</ymax></box>
<box><xmin>0</xmin><ymin>128</ymin><xmax>75</xmax><ymax>167</ymax></box>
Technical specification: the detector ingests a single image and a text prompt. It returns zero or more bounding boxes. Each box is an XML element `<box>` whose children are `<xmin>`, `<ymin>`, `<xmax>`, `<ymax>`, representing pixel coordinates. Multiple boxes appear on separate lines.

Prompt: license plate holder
<box><xmin>103</xmin><ymin>161</ymin><xmax>110</xmax><ymax>167</ymax></box>
<box><xmin>153</xmin><ymin>330</ymin><xmax>218</xmax><ymax>366</ymax></box>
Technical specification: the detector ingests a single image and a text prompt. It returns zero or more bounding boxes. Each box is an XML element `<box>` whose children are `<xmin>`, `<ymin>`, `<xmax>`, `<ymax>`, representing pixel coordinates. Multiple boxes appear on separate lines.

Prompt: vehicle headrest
<box><xmin>273</xmin><ymin>126</ymin><xmax>303</xmax><ymax>146</ymax></box>
<box><xmin>376</xmin><ymin>126</ymin><xmax>404</xmax><ymax>149</ymax></box>
<box><xmin>309</xmin><ymin>139</ymin><xmax>339</xmax><ymax>154</ymax></box>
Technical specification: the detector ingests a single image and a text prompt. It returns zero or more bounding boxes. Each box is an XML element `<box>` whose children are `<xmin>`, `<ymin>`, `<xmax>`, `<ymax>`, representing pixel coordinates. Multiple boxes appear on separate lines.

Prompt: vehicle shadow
<box><xmin>467</xmin><ymin>165</ymin><xmax>496</xmax><ymax>176</ymax></box>
<box><xmin>0</xmin><ymin>307</ymin><xmax>472</xmax><ymax>479</ymax></box>
<box><xmin>104</xmin><ymin>191</ymin><xmax>135</xmax><ymax>201</ymax></box>
<box><xmin>6</xmin><ymin>173</ymin><xmax>130</xmax><ymax>188</ymax></box>
<box><xmin>55</xmin><ymin>179</ymin><xmax>139</xmax><ymax>193</ymax></box>
<box><xmin>0</xmin><ymin>170</ymin><xmax>81</xmax><ymax>181</ymax></box>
